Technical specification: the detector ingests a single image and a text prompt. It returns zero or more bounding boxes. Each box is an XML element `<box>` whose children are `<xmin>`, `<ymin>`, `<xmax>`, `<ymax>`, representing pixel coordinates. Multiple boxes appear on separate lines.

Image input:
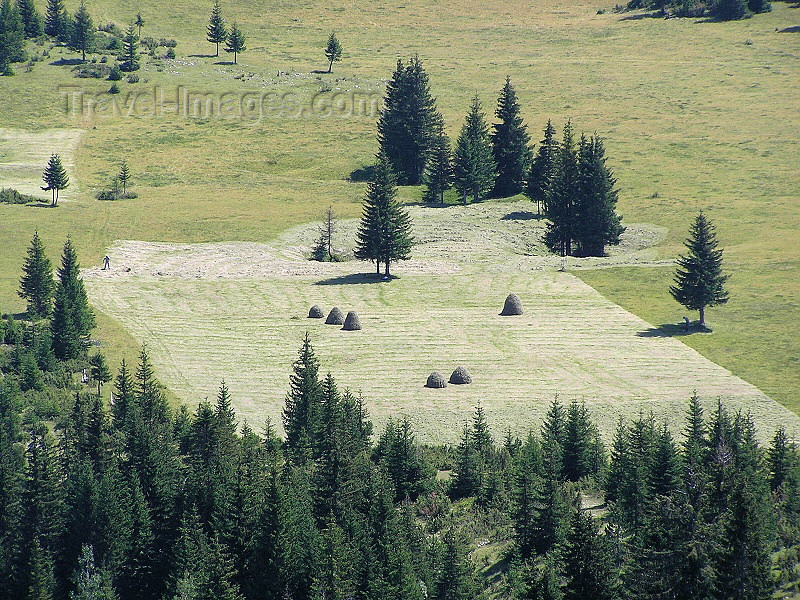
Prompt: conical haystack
<box><xmin>425</xmin><ymin>371</ymin><xmax>447</xmax><ymax>388</ymax></box>
<box><xmin>500</xmin><ymin>293</ymin><xmax>523</xmax><ymax>316</ymax></box>
<box><xmin>308</xmin><ymin>304</ymin><xmax>324</xmax><ymax>318</ymax></box>
<box><xmin>325</xmin><ymin>306</ymin><xmax>345</xmax><ymax>325</ymax></box>
<box><xmin>449</xmin><ymin>366</ymin><xmax>472</xmax><ymax>385</ymax></box>
<box><xmin>342</xmin><ymin>311</ymin><xmax>362</xmax><ymax>331</ymax></box>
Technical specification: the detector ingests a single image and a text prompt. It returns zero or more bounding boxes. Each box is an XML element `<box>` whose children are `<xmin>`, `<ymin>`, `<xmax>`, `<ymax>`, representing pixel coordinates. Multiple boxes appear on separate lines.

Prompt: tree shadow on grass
<box><xmin>501</xmin><ymin>210</ymin><xmax>542</xmax><ymax>221</ymax></box>
<box><xmin>778</xmin><ymin>25</ymin><xmax>800</xmax><ymax>33</ymax></box>
<box><xmin>315</xmin><ymin>272</ymin><xmax>392</xmax><ymax>285</ymax></box>
<box><xmin>214</xmin><ymin>61</ymin><xmax>236</xmax><ymax>65</ymax></box>
<box><xmin>188</xmin><ymin>53</ymin><xmax>218</xmax><ymax>58</ymax></box>
<box><xmin>26</xmin><ymin>203</ymin><xmax>56</xmax><ymax>208</ymax></box>
<box><xmin>311</xmin><ymin>69</ymin><xmax>331</xmax><ymax>74</ymax></box>
<box><xmin>637</xmin><ymin>322</ymin><xmax>713</xmax><ymax>337</ymax></box>
<box><xmin>619</xmin><ymin>11</ymin><xmax>665</xmax><ymax>20</ymax></box>
<box><xmin>347</xmin><ymin>165</ymin><xmax>376</xmax><ymax>183</ymax></box>
<box><xmin>50</xmin><ymin>58</ymin><xmax>84</xmax><ymax>66</ymax></box>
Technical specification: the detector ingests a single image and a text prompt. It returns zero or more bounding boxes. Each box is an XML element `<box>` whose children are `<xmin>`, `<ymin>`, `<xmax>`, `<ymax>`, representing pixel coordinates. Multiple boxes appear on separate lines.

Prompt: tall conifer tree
<box><xmin>224</xmin><ymin>22</ymin><xmax>245</xmax><ymax>64</ymax></box>
<box><xmin>490</xmin><ymin>76</ymin><xmax>532</xmax><ymax>198</ymax></box>
<box><xmin>453</xmin><ymin>95</ymin><xmax>496</xmax><ymax>204</ymax></box>
<box><xmin>19</xmin><ymin>231</ymin><xmax>55</xmax><ymax>319</ymax></box>
<box><xmin>50</xmin><ymin>237</ymin><xmax>95</xmax><ymax>360</ymax></box>
<box><xmin>17</xmin><ymin>0</ymin><xmax>43</xmax><ymax>37</ymax></box>
<box><xmin>526</xmin><ymin>120</ymin><xmax>559</xmax><ymax>215</ymax></box>
<box><xmin>544</xmin><ymin>122</ymin><xmax>578</xmax><ymax>256</ymax></box>
<box><xmin>41</xmin><ymin>154</ymin><xmax>69</xmax><ymax>206</ymax></box>
<box><xmin>120</xmin><ymin>24</ymin><xmax>139</xmax><ymax>71</ymax></box>
<box><xmin>69</xmin><ymin>1</ymin><xmax>93</xmax><ymax>61</ymax></box>
<box><xmin>283</xmin><ymin>333</ymin><xmax>322</xmax><ymax>464</ymax></box>
<box><xmin>206</xmin><ymin>0</ymin><xmax>227</xmax><ymax>57</ymax></box>
<box><xmin>422</xmin><ymin>119</ymin><xmax>452</xmax><ymax>204</ymax></box>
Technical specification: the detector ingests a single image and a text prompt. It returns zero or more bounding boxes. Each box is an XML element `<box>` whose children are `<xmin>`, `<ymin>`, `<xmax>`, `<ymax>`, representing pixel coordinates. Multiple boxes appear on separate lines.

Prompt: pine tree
<box><xmin>422</xmin><ymin>119</ymin><xmax>452</xmax><ymax>204</ymax></box>
<box><xmin>511</xmin><ymin>434</ymin><xmax>542</xmax><ymax>560</ymax></box>
<box><xmin>451</xmin><ymin>422</ymin><xmax>480</xmax><ymax>499</ymax></box>
<box><xmin>224</xmin><ymin>22</ymin><xmax>245</xmax><ymax>64</ymax></box>
<box><xmin>19</xmin><ymin>231</ymin><xmax>55</xmax><ymax>319</ymax></box>
<box><xmin>573</xmin><ymin>135</ymin><xmax>624</xmax><ymax>257</ymax></box>
<box><xmin>206</xmin><ymin>0</ymin><xmax>227</xmax><ymax>57</ymax></box>
<box><xmin>43</xmin><ymin>0</ymin><xmax>63</xmax><ymax>37</ymax></box>
<box><xmin>17</xmin><ymin>0</ymin><xmax>43</xmax><ymax>38</ymax></box>
<box><xmin>563</xmin><ymin>509</ymin><xmax>618</xmax><ymax>600</ymax></box>
<box><xmin>648</xmin><ymin>422</ymin><xmax>682</xmax><ymax>498</ymax></box>
<box><xmin>69</xmin><ymin>545</ymin><xmax>118</xmax><ymax>600</ymax></box>
<box><xmin>117</xmin><ymin>161</ymin><xmax>131</xmax><ymax>195</ymax></box>
<box><xmin>120</xmin><ymin>24</ymin><xmax>139</xmax><ymax>71</ymax></box>
<box><xmin>89</xmin><ymin>353</ymin><xmax>111</xmax><ymax>397</ymax></box>
<box><xmin>670</xmin><ymin>211</ymin><xmax>729</xmax><ymax>328</ymax></box>
<box><xmin>50</xmin><ymin>237</ymin><xmax>95</xmax><ymax>359</ymax></box>
<box><xmin>526</xmin><ymin>120</ymin><xmax>559</xmax><ymax>216</ymax></box>
<box><xmin>562</xmin><ymin>400</ymin><xmax>602</xmax><ymax>482</ymax></box>
<box><xmin>313</xmin><ymin>206</ymin><xmax>337</xmax><ymax>262</ymax></box>
<box><xmin>282</xmin><ymin>333</ymin><xmax>322</xmax><ymax>464</ymax></box>
<box><xmin>41</xmin><ymin>154</ymin><xmax>69</xmax><ymax>206</ymax></box>
<box><xmin>0</xmin><ymin>0</ymin><xmax>24</xmax><ymax>75</ymax></box>
<box><xmin>324</xmin><ymin>31</ymin><xmax>342</xmax><ymax>73</ymax></box>
<box><xmin>491</xmin><ymin>77</ymin><xmax>532</xmax><ymax>198</ymax></box>
<box><xmin>544</xmin><ymin>122</ymin><xmax>578</xmax><ymax>256</ymax></box>
<box><xmin>377</xmin><ymin>56</ymin><xmax>439</xmax><ymax>185</ymax></box>
<box><xmin>432</xmin><ymin>529</ymin><xmax>476</xmax><ymax>600</ymax></box>
<box><xmin>540</xmin><ymin>397</ymin><xmax>565</xmax><ymax>481</ymax></box>
<box><xmin>111</xmin><ymin>358</ymin><xmax>135</xmax><ymax>430</ymax></box>
<box><xmin>354</xmin><ymin>152</ymin><xmax>414</xmax><ymax>277</ymax></box>
<box><xmin>69</xmin><ymin>1</ymin><xmax>93</xmax><ymax>61</ymax></box>
<box><xmin>452</xmin><ymin>94</ymin><xmax>496</xmax><ymax>204</ymax></box>
<box><xmin>134</xmin><ymin>12</ymin><xmax>144</xmax><ymax>37</ymax></box>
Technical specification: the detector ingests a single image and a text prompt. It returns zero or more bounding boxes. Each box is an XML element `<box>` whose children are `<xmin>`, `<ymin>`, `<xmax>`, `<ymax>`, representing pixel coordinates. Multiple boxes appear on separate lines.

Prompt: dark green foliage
<box><xmin>41</xmin><ymin>154</ymin><xmax>69</xmax><ymax>206</ymax></box>
<box><xmin>69</xmin><ymin>2</ymin><xmax>93</xmax><ymax>61</ymax></box>
<box><xmin>0</xmin><ymin>0</ymin><xmax>24</xmax><ymax>75</ymax></box>
<box><xmin>377</xmin><ymin>56</ymin><xmax>440</xmax><ymax>185</ymax></box>
<box><xmin>224</xmin><ymin>22</ymin><xmax>245</xmax><ymax>64</ymax></box>
<box><xmin>670</xmin><ymin>211</ymin><xmax>729</xmax><ymax>327</ymax></box>
<box><xmin>544</xmin><ymin>122</ymin><xmax>578</xmax><ymax>256</ymax></box>
<box><xmin>747</xmin><ymin>0</ymin><xmax>770</xmax><ymax>12</ymax></box>
<box><xmin>374</xmin><ymin>416</ymin><xmax>433</xmax><ymax>501</ymax></box>
<box><xmin>491</xmin><ymin>77</ymin><xmax>532</xmax><ymax>198</ymax></box>
<box><xmin>324</xmin><ymin>31</ymin><xmax>342</xmax><ymax>73</ymax></box>
<box><xmin>563</xmin><ymin>509</ymin><xmax>618</xmax><ymax>600</ymax></box>
<box><xmin>282</xmin><ymin>333</ymin><xmax>322</xmax><ymax>464</ymax></box>
<box><xmin>712</xmin><ymin>0</ymin><xmax>749</xmax><ymax>19</ymax></box>
<box><xmin>19</xmin><ymin>231</ymin><xmax>55</xmax><ymax>319</ymax></box>
<box><xmin>69</xmin><ymin>545</ymin><xmax>118</xmax><ymax>600</ymax></box>
<box><xmin>526</xmin><ymin>120</ymin><xmax>558</xmax><ymax>215</ymax></box>
<box><xmin>118</xmin><ymin>161</ymin><xmax>131</xmax><ymax>194</ymax></box>
<box><xmin>450</xmin><ymin>422</ymin><xmax>480</xmax><ymax>499</ymax></box>
<box><xmin>119</xmin><ymin>24</ymin><xmax>139</xmax><ymax>72</ymax></box>
<box><xmin>354</xmin><ymin>152</ymin><xmax>414</xmax><ymax>276</ymax></box>
<box><xmin>561</xmin><ymin>400</ymin><xmax>604</xmax><ymax>482</ymax></box>
<box><xmin>43</xmin><ymin>0</ymin><xmax>65</xmax><ymax>37</ymax></box>
<box><xmin>311</xmin><ymin>206</ymin><xmax>338</xmax><ymax>262</ymax></box>
<box><xmin>0</xmin><ymin>187</ymin><xmax>44</xmax><ymax>203</ymax></box>
<box><xmin>89</xmin><ymin>353</ymin><xmax>111</xmax><ymax>397</ymax></box>
<box><xmin>50</xmin><ymin>238</ymin><xmax>95</xmax><ymax>360</ymax></box>
<box><xmin>453</xmin><ymin>95</ymin><xmax>496</xmax><ymax>204</ymax></box>
<box><xmin>432</xmin><ymin>529</ymin><xmax>476</xmax><ymax>600</ymax></box>
<box><xmin>422</xmin><ymin>120</ymin><xmax>452</xmax><ymax>204</ymax></box>
<box><xmin>207</xmin><ymin>0</ymin><xmax>227</xmax><ymax>56</ymax></box>
<box><xmin>511</xmin><ymin>434</ymin><xmax>542</xmax><ymax>560</ymax></box>
<box><xmin>17</xmin><ymin>0</ymin><xmax>42</xmax><ymax>37</ymax></box>
<box><xmin>573</xmin><ymin>135</ymin><xmax>624</xmax><ymax>257</ymax></box>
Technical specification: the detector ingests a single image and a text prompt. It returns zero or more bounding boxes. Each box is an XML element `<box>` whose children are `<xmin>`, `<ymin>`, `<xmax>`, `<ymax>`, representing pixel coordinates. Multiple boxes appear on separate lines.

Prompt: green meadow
<box><xmin>0</xmin><ymin>0</ymin><xmax>798</xmax><ymax>419</ymax></box>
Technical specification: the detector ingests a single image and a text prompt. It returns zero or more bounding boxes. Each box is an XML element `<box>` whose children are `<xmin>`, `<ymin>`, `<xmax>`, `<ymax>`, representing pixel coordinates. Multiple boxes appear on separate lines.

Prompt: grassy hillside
<box><xmin>0</xmin><ymin>0</ymin><xmax>798</xmax><ymax>411</ymax></box>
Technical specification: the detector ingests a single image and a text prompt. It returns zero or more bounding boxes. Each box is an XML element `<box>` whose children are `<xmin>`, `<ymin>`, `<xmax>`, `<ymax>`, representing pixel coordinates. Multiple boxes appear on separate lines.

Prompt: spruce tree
<box><xmin>224</xmin><ymin>22</ymin><xmax>245</xmax><ymax>64</ymax></box>
<box><xmin>526</xmin><ymin>120</ymin><xmax>559</xmax><ymax>215</ymax></box>
<box><xmin>562</xmin><ymin>509</ymin><xmax>618</xmax><ymax>600</ymax></box>
<box><xmin>354</xmin><ymin>152</ymin><xmax>414</xmax><ymax>277</ymax></box>
<box><xmin>450</xmin><ymin>422</ymin><xmax>480</xmax><ymax>499</ymax></box>
<box><xmin>0</xmin><ymin>0</ymin><xmax>24</xmax><ymax>75</ymax></box>
<box><xmin>17</xmin><ymin>0</ymin><xmax>43</xmax><ymax>38</ymax></box>
<box><xmin>432</xmin><ymin>529</ymin><xmax>476</xmax><ymax>600</ymax></box>
<box><xmin>422</xmin><ymin>119</ymin><xmax>452</xmax><ymax>204</ymax></box>
<box><xmin>19</xmin><ymin>231</ymin><xmax>55</xmax><ymax>319</ymax></box>
<box><xmin>89</xmin><ymin>353</ymin><xmax>111</xmax><ymax>397</ymax></box>
<box><xmin>324</xmin><ymin>31</ymin><xmax>342</xmax><ymax>73</ymax></box>
<box><xmin>69</xmin><ymin>1</ymin><xmax>93</xmax><ymax>62</ymax></box>
<box><xmin>282</xmin><ymin>333</ymin><xmax>322</xmax><ymax>464</ymax></box>
<box><xmin>490</xmin><ymin>76</ymin><xmax>532</xmax><ymax>198</ymax></box>
<box><xmin>50</xmin><ymin>237</ymin><xmax>94</xmax><ymax>359</ymax></box>
<box><xmin>511</xmin><ymin>434</ymin><xmax>542</xmax><ymax>560</ymax></box>
<box><xmin>544</xmin><ymin>121</ymin><xmax>578</xmax><ymax>256</ymax></box>
<box><xmin>43</xmin><ymin>0</ymin><xmax>63</xmax><ymax>36</ymax></box>
<box><xmin>69</xmin><ymin>545</ymin><xmax>117</xmax><ymax>600</ymax></box>
<box><xmin>377</xmin><ymin>56</ymin><xmax>439</xmax><ymax>185</ymax></box>
<box><xmin>120</xmin><ymin>24</ymin><xmax>139</xmax><ymax>71</ymax></box>
<box><xmin>118</xmin><ymin>161</ymin><xmax>131</xmax><ymax>195</ymax></box>
<box><xmin>134</xmin><ymin>12</ymin><xmax>144</xmax><ymax>37</ymax></box>
<box><xmin>452</xmin><ymin>94</ymin><xmax>496</xmax><ymax>204</ymax></box>
<box><xmin>207</xmin><ymin>0</ymin><xmax>227</xmax><ymax>57</ymax></box>
<box><xmin>41</xmin><ymin>154</ymin><xmax>69</xmax><ymax>206</ymax></box>
<box><xmin>670</xmin><ymin>211</ymin><xmax>729</xmax><ymax>328</ymax></box>
<box><xmin>573</xmin><ymin>135</ymin><xmax>624</xmax><ymax>257</ymax></box>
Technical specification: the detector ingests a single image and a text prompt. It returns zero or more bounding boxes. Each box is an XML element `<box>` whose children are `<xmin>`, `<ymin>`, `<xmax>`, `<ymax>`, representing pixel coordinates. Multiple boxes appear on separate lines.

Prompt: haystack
<box><xmin>325</xmin><ymin>307</ymin><xmax>344</xmax><ymax>325</ymax></box>
<box><xmin>308</xmin><ymin>304</ymin><xmax>324</xmax><ymax>318</ymax></box>
<box><xmin>425</xmin><ymin>371</ymin><xmax>447</xmax><ymax>388</ymax></box>
<box><xmin>342</xmin><ymin>311</ymin><xmax>362</xmax><ymax>331</ymax></box>
<box><xmin>500</xmin><ymin>293</ymin><xmax>523</xmax><ymax>316</ymax></box>
<box><xmin>449</xmin><ymin>366</ymin><xmax>472</xmax><ymax>385</ymax></box>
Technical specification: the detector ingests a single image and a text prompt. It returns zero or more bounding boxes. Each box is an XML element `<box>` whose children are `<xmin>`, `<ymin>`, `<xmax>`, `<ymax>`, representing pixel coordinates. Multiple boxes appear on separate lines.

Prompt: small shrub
<box><xmin>100</xmin><ymin>55</ymin><xmax>107</xmax><ymax>63</ymax></box>
<box><xmin>159</xmin><ymin>38</ymin><xmax>178</xmax><ymax>48</ymax></box>
<box><xmin>109</xmin><ymin>83</ymin><xmax>120</xmax><ymax>94</ymax></box>
<box><xmin>140</xmin><ymin>37</ymin><xmax>158</xmax><ymax>52</ymax></box>
<box><xmin>0</xmin><ymin>188</ymin><xmax>45</xmax><ymax>204</ymax></box>
<box><xmin>127</xmin><ymin>73</ymin><xmax>139</xmax><ymax>83</ymax></box>
<box><xmin>166</xmin><ymin>48</ymin><xmax>175</xmax><ymax>59</ymax></box>
<box><xmin>108</xmin><ymin>64</ymin><xmax>121</xmax><ymax>80</ymax></box>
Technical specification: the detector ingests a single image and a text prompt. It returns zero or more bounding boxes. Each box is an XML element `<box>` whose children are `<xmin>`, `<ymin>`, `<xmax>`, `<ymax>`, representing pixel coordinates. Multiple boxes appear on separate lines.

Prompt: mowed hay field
<box><xmin>82</xmin><ymin>209</ymin><xmax>800</xmax><ymax>444</ymax></box>
<box><xmin>0</xmin><ymin>0</ymin><xmax>799</xmax><ymax>417</ymax></box>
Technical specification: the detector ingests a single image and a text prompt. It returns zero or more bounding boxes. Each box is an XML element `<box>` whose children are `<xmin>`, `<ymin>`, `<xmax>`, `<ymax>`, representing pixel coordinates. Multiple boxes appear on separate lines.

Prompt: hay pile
<box><xmin>342</xmin><ymin>311</ymin><xmax>362</xmax><ymax>331</ymax></box>
<box><xmin>425</xmin><ymin>371</ymin><xmax>447</xmax><ymax>388</ymax></box>
<box><xmin>449</xmin><ymin>366</ymin><xmax>472</xmax><ymax>385</ymax></box>
<box><xmin>500</xmin><ymin>293</ymin><xmax>523</xmax><ymax>316</ymax></box>
<box><xmin>308</xmin><ymin>304</ymin><xmax>324</xmax><ymax>318</ymax></box>
<box><xmin>325</xmin><ymin>307</ymin><xmax>344</xmax><ymax>325</ymax></box>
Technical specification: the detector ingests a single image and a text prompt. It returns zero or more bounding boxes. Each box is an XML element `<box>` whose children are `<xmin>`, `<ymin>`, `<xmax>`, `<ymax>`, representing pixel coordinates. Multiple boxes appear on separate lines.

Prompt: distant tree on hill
<box><xmin>377</xmin><ymin>56</ymin><xmax>440</xmax><ymax>185</ymax></box>
<box><xmin>41</xmin><ymin>153</ymin><xmax>69</xmax><ymax>206</ymax></box>
<box><xmin>0</xmin><ymin>0</ymin><xmax>24</xmax><ymax>74</ymax></box>
<box><xmin>670</xmin><ymin>211</ymin><xmax>729</xmax><ymax>328</ymax></box>
<box><xmin>69</xmin><ymin>1</ymin><xmax>94</xmax><ymax>61</ymax></box>
<box><xmin>43</xmin><ymin>0</ymin><xmax>65</xmax><ymax>37</ymax></box>
<box><xmin>134</xmin><ymin>12</ymin><xmax>144</xmax><ymax>37</ymax></box>
<box><xmin>354</xmin><ymin>152</ymin><xmax>414</xmax><ymax>277</ymax></box>
<box><xmin>206</xmin><ymin>0</ymin><xmax>227</xmax><ymax>57</ymax></box>
<box><xmin>324</xmin><ymin>32</ymin><xmax>342</xmax><ymax>73</ymax></box>
<box><xmin>224</xmin><ymin>22</ymin><xmax>245</xmax><ymax>64</ymax></box>
<box><xmin>17</xmin><ymin>0</ymin><xmax>43</xmax><ymax>38</ymax></box>
<box><xmin>311</xmin><ymin>206</ymin><xmax>338</xmax><ymax>262</ymax></box>
<box><xmin>491</xmin><ymin>77</ymin><xmax>532</xmax><ymax>198</ymax></box>
<box><xmin>453</xmin><ymin>95</ymin><xmax>496</xmax><ymax>204</ymax></box>
<box><xmin>422</xmin><ymin>119</ymin><xmax>452</xmax><ymax>204</ymax></box>
<box><xmin>711</xmin><ymin>0</ymin><xmax>748</xmax><ymax>19</ymax></box>
<box><xmin>90</xmin><ymin>352</ymin><xmax>111</xmax><ymax>397</ymax></box>
<box><xmin>526</xmin><ymin>120</ymin><xmax>559</xmax><ymax>215</ymax></box>
<box><xmin>118</xmin><ymin>160</ymin><xmax>131</xmax><ymax>195</ymax></box>
<box><xmin>120</xmin><ymin>23</ymin><xmax>139</xmax><ymax>71</ymax></box>
<box><xmin>19</xmin><ymin>230</ymin><xmax>55</xmax><ymax>319</ymax></box>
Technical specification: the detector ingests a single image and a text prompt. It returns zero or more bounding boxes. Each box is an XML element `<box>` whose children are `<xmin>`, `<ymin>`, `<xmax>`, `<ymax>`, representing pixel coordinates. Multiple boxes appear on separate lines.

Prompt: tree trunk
<box><xmin>384</xmin><ymin>259</ymin><xmax>390</xmax><ymax>277</ymax></box>
<box><xmin>473</xmin><ymin>188</ymin><xmax>479</xmax><ymax>204</ymax></box>
<box><xmin>699</xmin><ymin>306</ymin><xmax>705</xmax><ymax>328</ymax></box>
<box><xmin>234</xmin><ymin>52</ymin><xmax>237</xmax><ymax>64</ymax></box>
<box><xmin>376</xmin><ymin>260</ymin><xmax>380</xmax><ymax>275</ymax></box>
<box><xmin>328</xmin><ymin>60</ymin><xmax>333</xmax><ymax>73</ymax></box>
<box><xmin>216</xmin><ymin>42</ymin><xmax>219</xmax><ymax>57</ymax></box>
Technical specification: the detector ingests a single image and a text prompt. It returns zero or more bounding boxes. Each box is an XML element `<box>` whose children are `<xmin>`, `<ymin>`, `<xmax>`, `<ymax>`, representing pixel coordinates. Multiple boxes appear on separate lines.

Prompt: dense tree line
<box><xmin>626</xmin><ymin>0</ymin><xmax>771</xmax><ymax>21</ymax></box>
<box><xmin>2</xmin><ymin>314</ymin><xmax>799</xmax><ymax>598</ymax></box>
